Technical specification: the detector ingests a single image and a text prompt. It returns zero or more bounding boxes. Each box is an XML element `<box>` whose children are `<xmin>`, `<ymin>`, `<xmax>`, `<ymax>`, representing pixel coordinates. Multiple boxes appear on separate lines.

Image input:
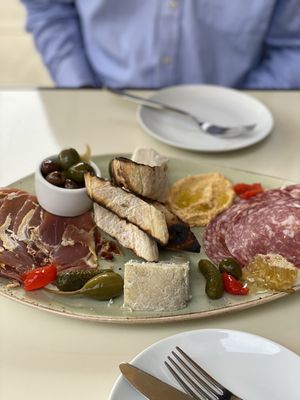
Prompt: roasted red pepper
<box><xmin>222</xmin><ymin>272</ymin><xmax>249</xmax><ymax>295</ymax></box>
<box><xmin>233</xmin><ymin>182</ymin><xmax>263</xmax><ymax>199</ymax></box>
<box><xmin>22</xmin><ymin>264</ymin><xmax>57</xmax><ymax>291</ymax></box>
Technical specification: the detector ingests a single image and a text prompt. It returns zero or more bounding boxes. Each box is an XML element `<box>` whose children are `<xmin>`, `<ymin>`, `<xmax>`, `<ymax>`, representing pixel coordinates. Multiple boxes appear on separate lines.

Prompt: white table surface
<box><xmin>0</xmin><ymin>89</ymin><xmax>299</xmax><ymax>400</ymax></box>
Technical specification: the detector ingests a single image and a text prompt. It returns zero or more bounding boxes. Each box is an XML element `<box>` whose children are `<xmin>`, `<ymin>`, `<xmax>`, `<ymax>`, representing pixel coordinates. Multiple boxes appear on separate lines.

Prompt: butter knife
<box><xmin>119</xmin><ymin>362</ymin><xmax>193</xmax><ymax>400</ymax></box>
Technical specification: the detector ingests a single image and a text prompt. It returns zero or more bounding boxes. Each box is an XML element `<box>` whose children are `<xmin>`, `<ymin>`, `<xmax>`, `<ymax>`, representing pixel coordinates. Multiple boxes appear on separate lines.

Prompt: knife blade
<box><xmin>119</xmin><ymin>362</ymin><xmax>193</xmax><ymax>400</ymax></box>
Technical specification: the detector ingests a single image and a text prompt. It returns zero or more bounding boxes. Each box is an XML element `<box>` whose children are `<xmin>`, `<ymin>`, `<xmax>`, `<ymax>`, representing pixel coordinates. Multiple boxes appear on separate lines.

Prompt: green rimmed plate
<box><xmin>1</xmin><ymin>154</ymin><xmax>299</xmax><ymax>323</ymax></box>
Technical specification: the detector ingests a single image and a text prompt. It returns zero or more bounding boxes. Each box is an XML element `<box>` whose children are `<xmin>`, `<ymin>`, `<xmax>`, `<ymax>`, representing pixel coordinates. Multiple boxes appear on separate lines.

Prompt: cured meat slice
<box><xmin>13</xmin><ymin>196</ymin><xmax>38</xmax><ymax>238</ymax></box>
<box><xmin>226</xmin><ymin>202</ymin><xmax>300</xmax><ymax>266</ymax></box>
<box><xmin>0</xmin><ymin>192</ymin><xmax>29</xmax><ymax>232</ymax></box>
<box><xmin>0</xmin><ymin>188</ymin><xmax>26</xmax><ymax>200</ymax></box>
<box><xmin>36</xmin><ymin>211</ymin><xmax>97</xmax><ymax>270</ymax></box>
<box><xmin>0</xmin><ymin>192</ymin><xmax>37</xmax><ymax>280</ymax></box>
<box><xmin>38</xmin><ymin>211</ymin><xmax>95</xmax><ymax>246</ymax></box>
<box><xmin>284</xmin><ymin>184</ymin><xmax>300</xmax><ymax>200</ymax></box>
<box><xmin>0</xmin><ymin>244</ymin><xmax>34</xmax><ymax>280</ymax></box>
<box><xmin>0</xmin><ymin>192</ymin><xmax>31</xmax><ymax>251</ymax></box>
<box><xmin>0</xmin><ymin>264</ymin><xmax>30</xmax><ymax>282</ymax></box>
<box><xmin>0</xmin><ymin>188</ymin><xmax>100</xmax><ymax>282</ymax></box>
<box><xmin>203</xmin><ymin>196</ymin><xmax>253</xmax><ymax>263</ymax></box>
<box><xmin>204</xmin><ymin>185</ymin><xmax>300</xmax><ymax>267</ymax></box>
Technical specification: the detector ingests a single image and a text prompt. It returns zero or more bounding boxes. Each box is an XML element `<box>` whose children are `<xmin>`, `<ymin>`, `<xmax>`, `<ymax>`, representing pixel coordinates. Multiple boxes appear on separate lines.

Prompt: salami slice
<box><xmin>203</xmin><ymin>189</ymin><xmax>284</xmax><ymax>263</ymax></box>
<box><xmin>204</xmin><ymin>185</ymin><xmax>300</xmax><ymax>267</ymax></box>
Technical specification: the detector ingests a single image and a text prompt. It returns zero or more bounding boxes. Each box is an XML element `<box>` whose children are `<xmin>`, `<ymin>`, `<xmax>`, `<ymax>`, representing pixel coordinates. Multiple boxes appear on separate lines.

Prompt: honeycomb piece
<box><xmin>242</xmin><ymin>253</ymin><xmax>298</xmax><ymax>292</ymax></box>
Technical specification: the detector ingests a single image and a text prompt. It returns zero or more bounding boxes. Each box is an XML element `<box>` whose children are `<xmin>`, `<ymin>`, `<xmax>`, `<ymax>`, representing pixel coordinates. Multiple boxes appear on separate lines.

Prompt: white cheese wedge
<box><xmin>131</xmin><ymin>147</ymin><xmax>169</xmax><ymax>167</ymax></box>
<box><xmin>123</xmin><ymin>259</ymin><xmax>190</xmax><ymax>311</ymax></box>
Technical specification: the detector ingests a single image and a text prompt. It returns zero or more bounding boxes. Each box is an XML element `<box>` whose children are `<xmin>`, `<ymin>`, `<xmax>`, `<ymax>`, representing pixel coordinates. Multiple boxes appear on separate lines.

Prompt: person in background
<box><xmin>21</xmin><ymin>0</ymin><xmax>300</xmax><ymax>89</ymax></box>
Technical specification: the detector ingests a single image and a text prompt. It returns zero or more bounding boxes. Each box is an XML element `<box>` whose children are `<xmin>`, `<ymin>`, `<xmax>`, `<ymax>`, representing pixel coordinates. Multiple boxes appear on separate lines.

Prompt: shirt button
<box><xmin>162</xmin><ymin>56</ymin><xmax>171</xmax><ymax>65</ymax></box>
<box><xmin>168</xmin><ymin>0</ymin><xmax>177</xmax><ymax>9</ymax></box>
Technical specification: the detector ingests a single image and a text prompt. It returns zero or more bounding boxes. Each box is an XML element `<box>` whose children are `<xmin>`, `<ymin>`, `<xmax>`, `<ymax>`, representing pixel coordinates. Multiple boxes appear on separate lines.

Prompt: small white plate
<box><xmin>109</xmin><ymin>329</ymin><xmax>300</xmax><ymax>400</ymax></box>
<box><xmin>138</xmin><ymin>85</ymin><xmax>273</xmax><ymax>152</ymax></box>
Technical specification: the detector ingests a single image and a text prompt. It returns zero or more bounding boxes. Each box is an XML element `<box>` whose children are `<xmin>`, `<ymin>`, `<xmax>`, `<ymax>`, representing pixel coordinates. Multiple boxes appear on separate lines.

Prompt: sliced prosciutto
<box><xmin>0</xmin><ymin>188</ymin><xmax>99</xmax><ymax>283</ymax></box>
<box><xmin>36</xmin><ymin>210</ymin><xmax>97</xmax><ymax>270</ymax></box>
<box><xmin>203</xmin><ymin>184</ymin><xmax>300</xmax><ymax>268</ymax></box>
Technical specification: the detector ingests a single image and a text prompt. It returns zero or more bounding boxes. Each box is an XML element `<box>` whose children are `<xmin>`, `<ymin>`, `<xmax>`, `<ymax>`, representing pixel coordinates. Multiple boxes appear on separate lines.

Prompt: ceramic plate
<box><xmin>1</xmin><ymin>154</ymin><xmax>299</xmax><ymax>323</ymax></box>
<box><xmin>109</xmin><ymin>329</ymin><xmax>300</xmax><ymax>400</ymax></box>
<box><xmin>137</xmin><ymin>85</ymin><xmax>273</xmax><ymax>152</ymax></box>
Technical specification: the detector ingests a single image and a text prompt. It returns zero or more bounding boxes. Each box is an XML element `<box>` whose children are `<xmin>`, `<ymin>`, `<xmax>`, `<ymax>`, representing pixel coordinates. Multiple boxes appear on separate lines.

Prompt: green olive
<box><xmin>219</xmin><ymin>258</ymin><xmax>242</xmax><ymax>280</ymax></box>
<box><xmin>58</xmin><ymin>148</ymin><xmax>81</xmax><ymax>170</ymax></box>
<box><xmin>81</xmin><ymin>271</ymin><xmax>123</xmax><ymax>300</ymax></box>
<box><xmin>65</xmin><ymin>162</ymin><xmax>95</xmax><ymax>184</ymax></box>
<box><xmin>198</xmin><ymin>259</ymin><xmax>224</xmax><ymax>299</ymax></box>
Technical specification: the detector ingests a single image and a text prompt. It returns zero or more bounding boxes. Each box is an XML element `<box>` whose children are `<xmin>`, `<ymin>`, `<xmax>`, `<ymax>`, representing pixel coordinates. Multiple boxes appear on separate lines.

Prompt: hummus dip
<box><xmin>167</xmin><ymin>172</ymin><xmax>235</xmax><ymax>227</ymax></box>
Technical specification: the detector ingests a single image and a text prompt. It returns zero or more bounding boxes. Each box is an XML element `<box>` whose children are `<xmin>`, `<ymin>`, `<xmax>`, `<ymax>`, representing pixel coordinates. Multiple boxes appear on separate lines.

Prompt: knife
<box><xmin>119</xmin><ymin>362</ymin><xmax>193</xmax><ymax>399</ymax></box>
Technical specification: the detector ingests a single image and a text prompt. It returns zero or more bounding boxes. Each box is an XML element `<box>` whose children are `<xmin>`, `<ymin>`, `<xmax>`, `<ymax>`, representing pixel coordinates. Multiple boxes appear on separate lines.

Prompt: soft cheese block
<box><xmin>123</xmin><ymin>259</ymin><xmax>190</xmax><ymax>311</ymax></box>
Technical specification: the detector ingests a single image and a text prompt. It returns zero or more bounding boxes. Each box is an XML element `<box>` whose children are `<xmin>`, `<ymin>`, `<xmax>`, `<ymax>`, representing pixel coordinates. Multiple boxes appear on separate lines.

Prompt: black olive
<box><xmin>45</xmin><ymin>171</ymin><xmax>66</xmax><ymax>187</ymax></box>
<box><xmin>41</xmin><ymin>157</ymin><xmax>61</xmax><ymax>176</ymax></box>
<box><xmin>64</xmin><ymin>178</ymin><xmax>82</xmax><ymax>189</ymax></box>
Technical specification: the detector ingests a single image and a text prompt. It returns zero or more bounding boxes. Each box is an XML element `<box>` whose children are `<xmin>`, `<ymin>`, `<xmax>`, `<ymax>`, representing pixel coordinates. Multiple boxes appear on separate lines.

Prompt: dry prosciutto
<box><xmin>203</xmin><ymin>184</ymin><xmax>300</xmax><ymax>268</ymax></box>
<box><xmin>0</xmin><ymin>189</ymin><xmax>99</xmax><ymax>283</ymax></box>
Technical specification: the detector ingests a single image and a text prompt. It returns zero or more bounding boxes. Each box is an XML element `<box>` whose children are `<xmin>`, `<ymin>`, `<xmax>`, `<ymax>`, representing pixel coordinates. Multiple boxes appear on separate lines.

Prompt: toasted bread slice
<box><xmin>109</xmin><ymin>157</ymin><xmax>168</xmax><ymax>202</ymax></box>
<box><xmin>93</xmin><ymin>204</ymin><xmax>158</xmax><ymax>262</ymax></box>
<box><xmin>85</xmin><ymin>174</ymin><xmax>168</xmax><ymax>245</ymax></box>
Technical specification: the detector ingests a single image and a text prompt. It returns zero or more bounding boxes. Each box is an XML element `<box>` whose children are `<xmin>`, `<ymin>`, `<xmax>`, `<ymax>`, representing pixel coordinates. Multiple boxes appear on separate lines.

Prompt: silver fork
<box><xmin>107</xmin><ymin>88</ymin><xmax>256</xmax><ymax>137</ymax></box>
<box><xmin>165</xmin><ymin>346</ymin><xmax>243</xmax><ymax>400</ymax></box>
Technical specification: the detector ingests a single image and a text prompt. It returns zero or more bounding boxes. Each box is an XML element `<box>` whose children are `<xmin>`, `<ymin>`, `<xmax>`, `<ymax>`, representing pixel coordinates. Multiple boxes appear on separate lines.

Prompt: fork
<box><xmin>165</xmin><ymin>346</ymin><xmax>242</xmax><ymax>400</ymax></box>
<box><xmin>107</xmin><ymin>88</ymin><xmax>256</xmax><ymax>137</ymax></box>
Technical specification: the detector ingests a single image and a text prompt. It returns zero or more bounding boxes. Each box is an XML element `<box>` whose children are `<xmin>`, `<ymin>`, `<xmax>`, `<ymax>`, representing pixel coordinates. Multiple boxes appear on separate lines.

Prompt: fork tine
<box><xmin>165</xmin><ymin>360</ymin><xmax>210</xmax><ymax>400</ymax></box>
<box><xmin>176</xmin><ymin>347</ymin><xmax>224</xmax><ymax>393</ymax></box>
<box><xmin>170</xmin><ymin>350</ymin><xmax>221</xmax><ymax>398</ymax></box>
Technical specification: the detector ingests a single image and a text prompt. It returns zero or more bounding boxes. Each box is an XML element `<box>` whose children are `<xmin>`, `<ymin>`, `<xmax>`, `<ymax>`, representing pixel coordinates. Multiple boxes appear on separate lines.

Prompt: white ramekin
<box><xmin>35</xmin><ymin>158</ymin><xmax>100</xmax><ymax>217</ymax></box>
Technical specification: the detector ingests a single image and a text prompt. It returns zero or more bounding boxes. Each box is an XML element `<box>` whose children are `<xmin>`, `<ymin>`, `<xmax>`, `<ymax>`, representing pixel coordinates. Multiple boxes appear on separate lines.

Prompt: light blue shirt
<box><xmin>22</xmin><ymin>0</ymin><xmax>300</xmax><ymax>88</ymax></box>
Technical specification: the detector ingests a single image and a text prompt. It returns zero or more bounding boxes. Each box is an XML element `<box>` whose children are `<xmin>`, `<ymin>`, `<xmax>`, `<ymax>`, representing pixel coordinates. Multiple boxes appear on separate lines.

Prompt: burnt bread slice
<box><xmin>85</xmin><ymin>174</ymin><xmax>169</xmax><ymax>245</ymax></box>
<box><xmin>151</xmin><ymin>201</ymin><xmax>201</xmax><ymax>253</ymax></box>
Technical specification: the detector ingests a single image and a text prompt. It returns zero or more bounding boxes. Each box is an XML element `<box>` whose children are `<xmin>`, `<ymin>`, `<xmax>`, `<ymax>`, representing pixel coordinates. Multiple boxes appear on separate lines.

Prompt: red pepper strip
<box><xmin>233</xmin><ymin>183</ymin><xmax>254</xmax><ymax>195</ymax></box>
<box><xmin>22</xmin><ymin>264</ymin><xmax>57</xmax><ymax>291</ymax></box>
<box><xmin>233</xmin><ymin>182</ymin><xmax>263</xmax><ymax>199</ymax></box>
<box><xmin>222</xmin><ymin>272</ymin><xmax>249</xmax><ymax>295</ymax></box>
<box><xmin>239</xmin><ymin>187</ymin><xmax>263</xmax><ymax>199</ymax></box>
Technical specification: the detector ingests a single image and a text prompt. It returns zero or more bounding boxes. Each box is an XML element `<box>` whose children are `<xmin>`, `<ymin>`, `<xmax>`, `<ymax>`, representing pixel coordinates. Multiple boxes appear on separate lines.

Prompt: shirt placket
<box><xmin>157</xmin><ymin>0</ymin><xmax>181</xmax><ymax>87</ymax></box>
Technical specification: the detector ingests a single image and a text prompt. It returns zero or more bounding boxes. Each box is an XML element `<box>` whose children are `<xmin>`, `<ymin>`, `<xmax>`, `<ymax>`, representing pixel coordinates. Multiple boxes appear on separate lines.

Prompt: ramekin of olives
<box><xmin>35</xmin><ymin>148</ymin><xmax>101</xmax><ymax>217</ymax></box>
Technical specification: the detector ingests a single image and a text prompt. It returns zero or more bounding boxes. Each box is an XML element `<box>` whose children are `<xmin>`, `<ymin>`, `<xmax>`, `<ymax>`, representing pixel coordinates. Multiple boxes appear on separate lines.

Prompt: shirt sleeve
<box><xmin>243</xmin><ymin>0</ymin><xmax>300</xmax><ymax>89</ymax></box>
<box><xmin>21</xmin><ymin>0</ymin><xmax>98</xmax><ymax>87</ymax></box>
